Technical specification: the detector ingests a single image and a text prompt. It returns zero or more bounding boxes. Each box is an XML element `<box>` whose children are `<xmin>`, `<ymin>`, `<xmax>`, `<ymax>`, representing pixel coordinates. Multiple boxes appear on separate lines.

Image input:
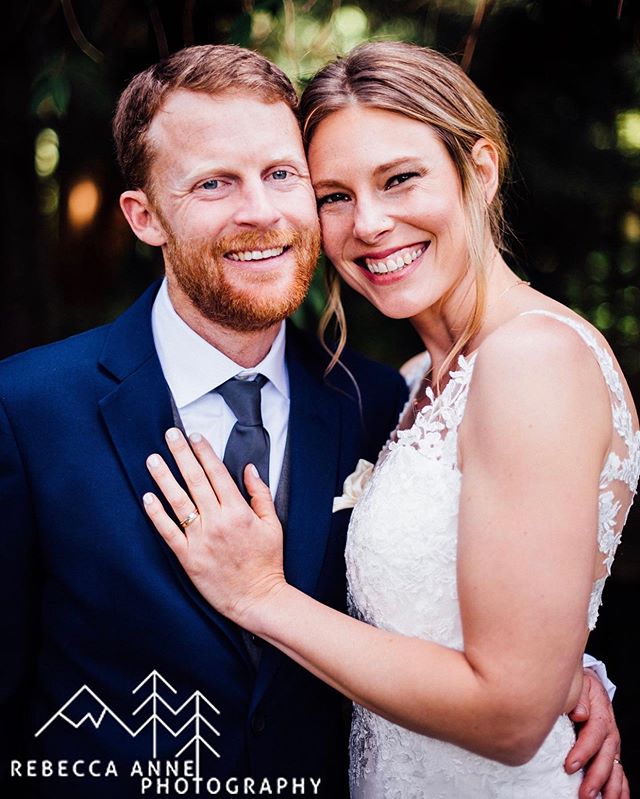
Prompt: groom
<box><xmin>0</xmin><ymin>44</ymin><xmax>624</xmax><ymax>799</ymax></box>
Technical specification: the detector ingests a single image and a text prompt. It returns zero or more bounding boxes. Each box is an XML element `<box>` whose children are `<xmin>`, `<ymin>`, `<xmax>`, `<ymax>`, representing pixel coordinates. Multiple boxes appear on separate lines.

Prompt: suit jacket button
<box><xmin>251</xmin><ymin>713</ymin><xmax>266</xmax><ymax>734</ymax></box>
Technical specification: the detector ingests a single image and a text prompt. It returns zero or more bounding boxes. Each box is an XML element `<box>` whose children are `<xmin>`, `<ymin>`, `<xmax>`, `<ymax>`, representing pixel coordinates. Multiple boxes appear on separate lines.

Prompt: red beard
<box><xmin>163</xmin><ymin>226</ymin><xmax>321</xmax><ymax>332</ymax></box>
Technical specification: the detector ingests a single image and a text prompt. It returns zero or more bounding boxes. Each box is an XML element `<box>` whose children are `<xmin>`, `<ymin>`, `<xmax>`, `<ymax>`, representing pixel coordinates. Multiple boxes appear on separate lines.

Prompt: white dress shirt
<box><xmin>151</xmin><ymin>279</ymin><xmax>290</xmax><ymax>498</ymax></box>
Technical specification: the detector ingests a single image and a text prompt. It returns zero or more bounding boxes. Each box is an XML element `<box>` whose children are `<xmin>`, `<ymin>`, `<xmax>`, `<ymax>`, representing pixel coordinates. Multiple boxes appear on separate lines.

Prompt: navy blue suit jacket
<box><xmin>0</xmin><ymin>283</ymin><xmax>407</xmax><ymax>798</ymax></box>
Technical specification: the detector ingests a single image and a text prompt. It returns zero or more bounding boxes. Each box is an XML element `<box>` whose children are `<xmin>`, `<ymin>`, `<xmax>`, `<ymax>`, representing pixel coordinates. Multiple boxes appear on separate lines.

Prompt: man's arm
<box><xmin>0</xmin><ymin>397</ymin><xmax>38</xmax><ymax>786</ymax></box>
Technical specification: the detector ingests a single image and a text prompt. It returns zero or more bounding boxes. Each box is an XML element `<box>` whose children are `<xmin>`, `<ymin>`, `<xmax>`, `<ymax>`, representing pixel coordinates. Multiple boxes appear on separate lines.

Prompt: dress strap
<box><xmin>519</xmin><ymin>310</ymin><xmax>640</xmax><ymax>630</ymax></box>
<box><xmin>519</xmin><ymin>309</ymin><xmax>639</xmax><ymax>490</ymax></box>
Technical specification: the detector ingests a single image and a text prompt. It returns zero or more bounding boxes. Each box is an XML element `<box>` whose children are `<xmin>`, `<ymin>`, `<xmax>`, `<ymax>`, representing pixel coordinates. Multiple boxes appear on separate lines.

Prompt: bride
<box><xmin>143</xmin><ymin>42</ymin><xmax>638</xmax><ymax>796</ymax></box>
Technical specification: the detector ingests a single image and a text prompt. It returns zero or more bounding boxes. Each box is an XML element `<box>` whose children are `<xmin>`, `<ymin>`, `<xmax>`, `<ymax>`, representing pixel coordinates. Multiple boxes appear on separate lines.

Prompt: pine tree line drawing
<box><xmin>35</xmin><ymin>670</ymin><xmax>221</xmax><ymax>776</ymax></box>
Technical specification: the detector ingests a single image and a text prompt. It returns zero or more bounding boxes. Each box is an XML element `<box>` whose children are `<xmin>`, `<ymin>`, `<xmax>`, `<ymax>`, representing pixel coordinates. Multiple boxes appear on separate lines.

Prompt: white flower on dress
<box><xmin>598</xmin><ymin>491</ymin><xmax>623</xmax><ymax>573</ymax></box>
<box><xmin>333</xmin><ymin>459</ymin><xmax>374</xmax><ymax>512</ymax></box>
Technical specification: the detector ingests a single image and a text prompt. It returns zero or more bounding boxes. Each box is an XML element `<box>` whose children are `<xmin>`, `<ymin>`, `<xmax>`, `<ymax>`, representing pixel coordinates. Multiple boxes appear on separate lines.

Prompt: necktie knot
<box><xmin>217</xmin><ymin>374</ymin><xmax>268</xmax><ymax>427</ymax></box>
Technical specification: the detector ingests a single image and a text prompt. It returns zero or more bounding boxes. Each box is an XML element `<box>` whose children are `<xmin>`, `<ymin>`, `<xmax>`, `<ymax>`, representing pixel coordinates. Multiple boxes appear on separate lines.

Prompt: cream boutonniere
<box><xmin>332</xmin><ymin>459</ymin><xmax>374</xmax><ymax>512</ymax></box>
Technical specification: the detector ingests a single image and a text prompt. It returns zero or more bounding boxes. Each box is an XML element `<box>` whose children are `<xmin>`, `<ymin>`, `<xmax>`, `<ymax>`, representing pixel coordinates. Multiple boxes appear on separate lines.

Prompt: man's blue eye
<box><xmin>272</xmin><ymin>170</ymin><xmax>289</xmax><ymax>181</ymax></box>
<box><xmin>201</xmin><ymin>179</ymin><xmax>219</xmax><ymax>190</ymax></box>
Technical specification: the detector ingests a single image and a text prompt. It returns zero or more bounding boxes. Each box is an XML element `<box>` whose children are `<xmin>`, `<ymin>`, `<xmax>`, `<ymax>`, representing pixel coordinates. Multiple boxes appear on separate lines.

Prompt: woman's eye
<box><xmin>386</xmin><ymin>172</ymin><xmax>419</xmax><ymax>189</ymax></box>
<box><xmin>271</xmin><ymin>169</ymin><xmax>290</xmax><ymax>181</ymax></box>
<box><xmin>201</xmin><ymin>179</ymin><xmax>220</xmax><ymax>190</ymax></box>
<box><xmin>317</xmin><ymin>192</ymin><xmax>350</xmax><ymax>208</ymax></box>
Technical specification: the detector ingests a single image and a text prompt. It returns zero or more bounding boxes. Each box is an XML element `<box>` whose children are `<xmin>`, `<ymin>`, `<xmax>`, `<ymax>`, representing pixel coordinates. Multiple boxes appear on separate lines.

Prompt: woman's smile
<box><xmin>356</xmin><ymin>241</ymin><xmax>431</xmax><ymax>279</ymax></box>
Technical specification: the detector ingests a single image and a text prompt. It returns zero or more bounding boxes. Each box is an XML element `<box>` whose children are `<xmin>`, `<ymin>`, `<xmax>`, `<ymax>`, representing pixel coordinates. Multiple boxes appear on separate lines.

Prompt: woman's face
<box><xmin>308</xmin><ymin>104</ymin><xmax>472</xmax><ymax>322</ymax></box>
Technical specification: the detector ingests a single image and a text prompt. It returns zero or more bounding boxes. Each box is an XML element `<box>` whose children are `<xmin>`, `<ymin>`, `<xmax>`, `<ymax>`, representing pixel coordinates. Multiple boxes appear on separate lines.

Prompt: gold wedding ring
<box><xmin>179</xmin><ymin>510</ymin><xmax>200</xmax><ymax>529</ymax></box>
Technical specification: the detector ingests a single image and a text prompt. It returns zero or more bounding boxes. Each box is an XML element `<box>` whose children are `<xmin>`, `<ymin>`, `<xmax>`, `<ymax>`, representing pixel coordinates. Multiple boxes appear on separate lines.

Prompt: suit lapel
<box><xmin>283</xmin><ymin>331</ymin><xmax>341</xmax><ymax>596</ymax></box>
<box><xmin>97</xmin><ymin>283</ymin><xmax>250</xmax><ymax>664</ymax></box>
<box><xmin>252</xmin><ymin>324</ymin><xmax>342</xmax><ymax>709</ymax></box>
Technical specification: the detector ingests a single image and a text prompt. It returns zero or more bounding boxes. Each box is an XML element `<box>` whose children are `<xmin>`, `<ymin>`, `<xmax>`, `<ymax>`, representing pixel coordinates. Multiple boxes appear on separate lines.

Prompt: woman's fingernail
<box><xmin>189</xmin><ymin>432</ymin><xmax>203</xmax><ymax>444</ymax></box>
<box><xmin>143</xmin><ymin>493</ymin><xmax>155</xmax><ymax>506</ymax></box>
<box><xmin>249</xmin><ymin>463</ymin><xmax>259</xmax><ymax>479</ymax></box>
<box><xmin>568</xmin><ymin>759</ymin><xmax>580</xmax><ymax>772</ymax></box>
<box><xmin>166</xmin><ymin>428</ymin><xmax>180</xmax><ymax>442</ymax></box>
<box><xmin>147</xmin><ymin>455</ymin><xmax>160</xmax><ymax>469</ymax></box>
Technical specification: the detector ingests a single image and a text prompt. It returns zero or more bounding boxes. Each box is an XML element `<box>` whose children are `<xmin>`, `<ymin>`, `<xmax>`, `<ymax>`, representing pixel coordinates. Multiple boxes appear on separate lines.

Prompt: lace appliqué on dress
<box><xmin>346</xmin><ymin>310</ymin><xmax>639</xmax><ymax>798</ymax></box>
<box><xmin>393</xmin><ymin>353</ymin><xmax>476</xmax><ymax>466</ymax></box>
<box><xmin>521</xmin><ymin>310</ymin><xmax>640</xmax><ymax>627</ymax></box>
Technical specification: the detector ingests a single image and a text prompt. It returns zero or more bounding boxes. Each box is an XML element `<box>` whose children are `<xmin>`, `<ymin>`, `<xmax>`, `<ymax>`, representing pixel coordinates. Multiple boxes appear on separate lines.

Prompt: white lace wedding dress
<box><xmin>346</xmin><ymin>311</ymin><xmax>640</xmax><ymax>798</ymax></box>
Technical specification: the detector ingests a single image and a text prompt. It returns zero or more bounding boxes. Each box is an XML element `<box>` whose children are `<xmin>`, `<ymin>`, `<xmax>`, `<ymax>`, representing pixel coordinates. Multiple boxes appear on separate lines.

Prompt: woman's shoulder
<box><xmin>467</xmin><ymin>305</ymin><xmax>616</xmax><ymax>434</ymax></box>
<box><xmin>459</xmin><ymin>307</ymin><xmax>615</xmax><ymax>469</ymax></box>
<box><xmin>475</xmin><ymin>303</ymin><xmax>615</xmax><ymax>380</ymax></box>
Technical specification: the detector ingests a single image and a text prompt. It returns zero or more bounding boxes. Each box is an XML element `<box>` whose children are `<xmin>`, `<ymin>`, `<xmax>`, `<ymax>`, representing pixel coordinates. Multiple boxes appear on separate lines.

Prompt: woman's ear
<box><xmin>471</xmin><ymin>139</ymin><xmax>500</xmax><ymax>204</ymax></box>
<box><xmin>119</xmin><ymin>190</ymin><xmax>168</xmax><ymax>247</ymax></box>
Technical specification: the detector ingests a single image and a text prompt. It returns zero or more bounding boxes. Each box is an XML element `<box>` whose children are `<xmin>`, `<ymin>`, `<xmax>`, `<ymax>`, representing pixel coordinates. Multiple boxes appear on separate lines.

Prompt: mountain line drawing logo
<box><xmin>11</xmin><ymin>670</ymin><xmax>323</xmax><ymax>795</ymax></box>
<box><xmin>35</xmin><ymin>669</ymin><xmax>221</xmax><ymax>772</ymax></box>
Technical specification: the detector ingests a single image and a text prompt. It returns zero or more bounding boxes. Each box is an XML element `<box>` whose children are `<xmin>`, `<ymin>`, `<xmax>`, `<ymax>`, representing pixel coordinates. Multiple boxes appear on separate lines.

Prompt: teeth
<box><xmin>227</xmin><ymin>247</ymin><xmax>285</xmax><ymax>262</ymax></box>
<box><xmin>365</xmin><ymin>245</ymin><xmax>426</xmax><ymax>275</ymax></box>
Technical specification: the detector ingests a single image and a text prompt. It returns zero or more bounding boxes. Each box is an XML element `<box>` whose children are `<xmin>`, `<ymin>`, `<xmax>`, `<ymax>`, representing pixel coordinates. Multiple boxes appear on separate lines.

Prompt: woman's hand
<box><xmin>142</xmin><ymin>428</ymin><xmax>286</xmax><ymax>628</ymax></box>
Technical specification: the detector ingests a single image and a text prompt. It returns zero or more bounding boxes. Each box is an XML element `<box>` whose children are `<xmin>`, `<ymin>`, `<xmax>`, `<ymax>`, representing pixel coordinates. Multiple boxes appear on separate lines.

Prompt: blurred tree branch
<box><xmin>148</xmin><ymin>2</ymin><xmax>169</xmax><ymax>58</ymax></box>
<box><xmin>461</xmin><ymin>0</ymin><xmax>494</xmax><ymax>72</ymax></box>
<box><xmin>183</xmin><ymin>0</ymin><xmax>196</xmax><ymax>46</ymax></box>
<box><xmin>60</xmin><ymin>0</ymin><xmax>103</xmax><ymax>63</ymax></box>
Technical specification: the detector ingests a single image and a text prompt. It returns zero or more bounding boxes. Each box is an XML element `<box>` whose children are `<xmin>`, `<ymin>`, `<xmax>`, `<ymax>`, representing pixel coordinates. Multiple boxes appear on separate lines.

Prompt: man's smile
<box><xmin>225</xmin><ymin>245</ymin><xmax>291</xmax><ymax>262</ymax></box>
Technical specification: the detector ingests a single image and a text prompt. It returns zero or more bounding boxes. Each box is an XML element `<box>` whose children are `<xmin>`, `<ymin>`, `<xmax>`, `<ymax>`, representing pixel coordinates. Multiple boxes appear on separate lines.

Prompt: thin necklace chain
<box><xmin>494</xmin><ymin>279</ymin><xmax>531</xmax><ymax>303</ymax></box>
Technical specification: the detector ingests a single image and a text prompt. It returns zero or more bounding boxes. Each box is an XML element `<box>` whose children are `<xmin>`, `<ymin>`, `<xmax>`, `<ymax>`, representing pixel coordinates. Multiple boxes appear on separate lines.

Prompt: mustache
<box><xmin>211</xmin><ymin>229</ymin><xmax>310</xmax><ymax>256</ymax></box>
<box><xmin>164</xmin><ymin>224</ymin><xmax>321</xmax><ymax>270</ymax></box>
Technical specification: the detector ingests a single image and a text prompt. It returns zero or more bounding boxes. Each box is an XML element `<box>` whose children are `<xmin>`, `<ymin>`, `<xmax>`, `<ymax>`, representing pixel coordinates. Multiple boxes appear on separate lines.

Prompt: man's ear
<box><xmin>471</xmin><ymin>139</ymin><xmax>500</xmax><ymax>204</ymax></box>
<box><xmin>119</xmin><ymin>190</ymin><xmax>167</xmax><ymax>247</ymax></box>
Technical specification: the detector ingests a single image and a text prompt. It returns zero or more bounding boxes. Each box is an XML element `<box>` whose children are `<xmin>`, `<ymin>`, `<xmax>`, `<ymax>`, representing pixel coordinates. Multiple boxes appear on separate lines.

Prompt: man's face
<box><xmin>145</xmin><ymin>89</ymin><xmax>320</xmax><ymax>332</ymax></box>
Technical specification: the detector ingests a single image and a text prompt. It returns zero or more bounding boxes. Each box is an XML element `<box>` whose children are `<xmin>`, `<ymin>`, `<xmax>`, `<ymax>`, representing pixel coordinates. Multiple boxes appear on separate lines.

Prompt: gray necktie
<box><xmin>217</xmin><ymin>375</ymin><xmax>270</xmax><ymax>502</ymax></box>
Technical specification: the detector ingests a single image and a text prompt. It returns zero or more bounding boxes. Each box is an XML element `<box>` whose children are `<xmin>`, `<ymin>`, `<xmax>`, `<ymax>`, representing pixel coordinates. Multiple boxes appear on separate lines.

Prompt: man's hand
<box><xmin>565</xmin><ymin>668</ymin><xmax>629</xmax><ymax>799</ymax></box>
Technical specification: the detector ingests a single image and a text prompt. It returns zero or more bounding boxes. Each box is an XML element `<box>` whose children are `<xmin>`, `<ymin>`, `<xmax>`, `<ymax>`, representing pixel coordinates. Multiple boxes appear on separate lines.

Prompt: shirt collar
<box><xmin>151</xmin><ymin>278</ymin><xmax>289</xmax><ymax>410</ymax></box>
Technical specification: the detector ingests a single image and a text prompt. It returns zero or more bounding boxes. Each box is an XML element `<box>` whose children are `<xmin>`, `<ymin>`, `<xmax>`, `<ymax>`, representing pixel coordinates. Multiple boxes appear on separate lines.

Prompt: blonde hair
<box><xmin>299</xmin><ymin>41</ymin><xmax>510</xmax><ymax>383</ymax></box>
